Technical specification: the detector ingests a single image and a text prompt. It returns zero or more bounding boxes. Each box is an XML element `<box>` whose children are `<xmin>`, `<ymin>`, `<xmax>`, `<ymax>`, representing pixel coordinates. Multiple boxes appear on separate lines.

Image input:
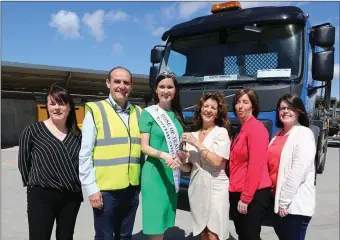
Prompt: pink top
<box><xmin>229</xmin><ymin>116</ymin><xmax>272</xmax><ymax>204</ymax></box>
<box><xmin>268</xmin><ymin>134</ymin><xmax>289</xmax><ymax>195</ymax></box>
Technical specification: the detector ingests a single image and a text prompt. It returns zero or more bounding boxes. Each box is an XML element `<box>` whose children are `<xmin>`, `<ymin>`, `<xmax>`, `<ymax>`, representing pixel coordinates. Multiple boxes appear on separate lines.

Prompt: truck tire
<box><xmin>317</xmin><ymin>159</ymin><xmax>326</xmax><ymax>174</ymax></box>
<box><xmin>317</xmin><ymin>137</ymin><xmax>328</xmax><ymax>174</ymax></box>
<box><xmin>311</xmin><ymin>121</ymin><xmax>328</xmax><ymax>175</ymax></box>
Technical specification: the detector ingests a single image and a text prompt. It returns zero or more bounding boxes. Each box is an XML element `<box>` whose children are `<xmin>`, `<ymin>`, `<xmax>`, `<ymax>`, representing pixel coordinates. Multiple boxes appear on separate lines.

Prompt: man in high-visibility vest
<box><xmin>79</xmin><ymin>66</ymin><xmax>142</xmax><ymax>240</ymax></box>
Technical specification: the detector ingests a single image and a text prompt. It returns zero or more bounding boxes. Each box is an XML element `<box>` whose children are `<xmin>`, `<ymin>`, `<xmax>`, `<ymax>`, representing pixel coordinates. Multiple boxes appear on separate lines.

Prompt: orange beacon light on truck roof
<box><xmin>211</xmin><ymin>1</ymin><xmax>242</xmax><ymax>14</ymax></box>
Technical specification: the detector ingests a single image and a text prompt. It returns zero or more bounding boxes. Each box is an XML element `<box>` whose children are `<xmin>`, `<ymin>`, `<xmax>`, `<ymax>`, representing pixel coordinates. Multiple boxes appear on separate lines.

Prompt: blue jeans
<box><xmin>274</xmin><ymin>214</ymin><xmax>311</xmax><ymax>240</ymax></box>
<box><xmin>93</xmin><ymin>185</ymin><xmax>140</xmax><ymax>240</ymax></box>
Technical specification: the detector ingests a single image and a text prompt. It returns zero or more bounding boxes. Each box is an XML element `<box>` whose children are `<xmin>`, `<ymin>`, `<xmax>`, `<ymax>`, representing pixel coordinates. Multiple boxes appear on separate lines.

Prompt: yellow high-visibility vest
<box><xmin>85</xmin><ymin>100</ymin><xmax>142</xmax><ymax>190</ymax></box>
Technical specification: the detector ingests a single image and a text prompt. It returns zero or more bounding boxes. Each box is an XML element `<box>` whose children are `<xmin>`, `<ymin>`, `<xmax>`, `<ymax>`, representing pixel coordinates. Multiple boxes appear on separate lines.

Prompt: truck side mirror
<box><xmin>151</xmin><ymin>48</ymin><xmax>164</xmax><ymax>64</ymax></box>
<box><xmin>312</xmin><ymin>49</ymin><xmax>334</xmax><ymax>82</ymax></box>
<box><xmin>149</xmin><ymin>45</ymin><xmax>165</xmax><ymax>88</ymax></box>
<box><xmin>149</xmin><ymin>66</ymin><xmax>159</xmax><ymax>88</ymax></box>
<box><xmin>309</xmin><ymin>23</ymin><xmax>335</xmax><ymax>47</ymax></box>
<box><xmin>310</xmin><ymin>23</ymin><xmax>335</xmax><ymax>82</ymax></box>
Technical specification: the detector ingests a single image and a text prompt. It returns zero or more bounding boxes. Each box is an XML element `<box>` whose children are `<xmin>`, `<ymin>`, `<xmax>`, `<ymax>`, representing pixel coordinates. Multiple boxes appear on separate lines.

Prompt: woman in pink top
<box><xmin>268</xmin><ymin>93</ymin><xmax>316</xmax><ymax>240</ymax></box>
<box><xmin>229</xmin><ymin>88</ymin><xmax>272</xmax><ymax>240</ymax></box>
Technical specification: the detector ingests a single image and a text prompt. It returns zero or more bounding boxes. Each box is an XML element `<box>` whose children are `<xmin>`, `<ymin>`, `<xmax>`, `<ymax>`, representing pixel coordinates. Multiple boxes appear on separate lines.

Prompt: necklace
<box><xmin>201</xmin><ymin>130</ymin><xmax>210</xmax><ymax>136</ymax></box>
<box><xmin>200</xmin><ymin>126</ymin><xmax>214</xmax><ymax>136</ymax></box>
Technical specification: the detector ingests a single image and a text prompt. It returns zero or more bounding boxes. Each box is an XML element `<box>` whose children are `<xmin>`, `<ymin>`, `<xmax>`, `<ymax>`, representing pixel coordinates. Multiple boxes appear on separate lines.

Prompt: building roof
<box><xmin>1</xmin><ymin>61</ymin><xmax>152</xmax><ymax>102</ymax></box>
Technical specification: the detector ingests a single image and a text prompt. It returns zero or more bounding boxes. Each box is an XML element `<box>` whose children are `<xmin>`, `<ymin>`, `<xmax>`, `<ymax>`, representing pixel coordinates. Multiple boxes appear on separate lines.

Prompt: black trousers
<box><xmin>27</xmin><ymin>186</ymin><xmax>83</xmax><ymax>240</ymax></box>
<box><xmin>229</xmin><ymin>188</ymin><xmax>272</xmax><ymax>240</ymax></box>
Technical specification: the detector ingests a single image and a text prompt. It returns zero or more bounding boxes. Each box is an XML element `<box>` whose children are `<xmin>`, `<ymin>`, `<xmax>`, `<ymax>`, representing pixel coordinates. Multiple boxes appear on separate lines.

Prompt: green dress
<box><xmin>138</xmin><ymin>108</ymin><xmax>184</xmax><ymax>235</ymax></box>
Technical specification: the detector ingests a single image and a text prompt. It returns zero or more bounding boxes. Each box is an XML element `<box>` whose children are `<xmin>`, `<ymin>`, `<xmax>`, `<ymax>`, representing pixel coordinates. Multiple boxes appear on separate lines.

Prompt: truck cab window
<box><xmin>167</xmin><ymin>51</ymin><xmax>187</xmax><ymax>77</ymax></box>
<box><xmin>164</xmin><ymin>24</ymin><xmax>303</xmax><ymax>84</ymax></box>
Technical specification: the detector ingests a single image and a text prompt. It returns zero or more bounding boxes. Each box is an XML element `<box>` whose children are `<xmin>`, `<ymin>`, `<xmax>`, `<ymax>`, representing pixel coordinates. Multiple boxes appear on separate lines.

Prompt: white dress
<box><xmin>186</xmin><ymin>126</ymin><xmax>230</xmax><ymax>240</ymax></box>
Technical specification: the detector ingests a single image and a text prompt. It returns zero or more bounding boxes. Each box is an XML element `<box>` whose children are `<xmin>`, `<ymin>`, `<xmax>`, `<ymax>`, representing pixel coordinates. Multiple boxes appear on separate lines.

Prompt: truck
<box><xmin>147</xmin><ymin>1</ymin><xmax>336</xmax><ymax>205</ymax></box>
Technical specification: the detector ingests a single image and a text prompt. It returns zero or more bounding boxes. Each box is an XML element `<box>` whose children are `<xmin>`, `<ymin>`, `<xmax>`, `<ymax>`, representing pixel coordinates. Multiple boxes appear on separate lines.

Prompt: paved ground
<box><xmin>1</xmin><ymin>146</ymin><xmax>339</xmax><ymax>240</ymax></box>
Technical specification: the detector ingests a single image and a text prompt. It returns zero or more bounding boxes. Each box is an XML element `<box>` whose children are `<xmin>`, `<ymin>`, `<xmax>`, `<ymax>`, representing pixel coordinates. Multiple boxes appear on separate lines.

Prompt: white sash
<box><xmin>145</xmin><ymin>104</ymin><xmax>181</xmax><ymax>193</ymax></box>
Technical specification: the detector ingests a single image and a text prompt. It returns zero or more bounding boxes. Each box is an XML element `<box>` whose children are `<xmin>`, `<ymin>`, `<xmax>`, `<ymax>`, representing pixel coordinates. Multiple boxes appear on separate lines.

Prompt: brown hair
<box><xmin>45</xmin><ymin>83</ymin><xmax>81</xmax><ymax>136</ymax></box>
<box><xmin>154</xmin><ymin>72</ymin><xmax>185</xmax><ymax>126</ymax></box>
<box><xmin>232</xmin><ymin>88</ymin><xmax>260</xmax><ymax>118</ymax></box>
<box><xmin>193</xmin><ymin>92</ymin><xmax>230</xmax><ymax>131</ymax></box>
<box><xmin>275</xmin><ymin>93</ymin><xmax>309</xmax><ymax>128</ymax></box>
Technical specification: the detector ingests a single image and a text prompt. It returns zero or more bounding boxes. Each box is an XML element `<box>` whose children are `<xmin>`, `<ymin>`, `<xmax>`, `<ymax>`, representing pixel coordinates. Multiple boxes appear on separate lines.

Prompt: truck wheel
<box><xmin>317</xmin><ymin>155</ymin><xmax>326</xmax><ymax>174</ymax></box>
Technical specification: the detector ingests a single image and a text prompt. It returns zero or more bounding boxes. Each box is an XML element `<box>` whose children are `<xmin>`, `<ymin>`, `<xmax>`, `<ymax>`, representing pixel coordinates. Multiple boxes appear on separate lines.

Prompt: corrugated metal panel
<box><xmin>1</xmin><ymin>61</ymin><xmax>152</xmax><ymax>100</ymax></box>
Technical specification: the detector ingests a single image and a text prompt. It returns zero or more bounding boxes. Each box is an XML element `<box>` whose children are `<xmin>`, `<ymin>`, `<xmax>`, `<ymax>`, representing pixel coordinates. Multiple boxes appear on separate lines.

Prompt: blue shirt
<box><xmin>79</xmin><ymin>95</ymin><xmax>131</xmax><ymax>196</ymax></box>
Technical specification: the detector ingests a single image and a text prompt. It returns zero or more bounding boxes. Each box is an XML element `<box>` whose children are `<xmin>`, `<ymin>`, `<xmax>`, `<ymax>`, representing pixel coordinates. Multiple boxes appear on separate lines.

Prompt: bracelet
<box><xmin>156</xmin><ymin>151</ymin><xmax>162</xmax><ymax>159</ymax></box>
<box><xmin>198</xmin><ymin>148</ymin><xmax>206</xmax><ymax>155</ymax></box>
<box><xmin>198</xmin><ymin>148</ymin><xmax>209</xmax><ymax>160</ymax></box>
<box><xmin>204</xmin><ymin>150</ymin><xmax>209</xmax><ymax>159</ymax></box>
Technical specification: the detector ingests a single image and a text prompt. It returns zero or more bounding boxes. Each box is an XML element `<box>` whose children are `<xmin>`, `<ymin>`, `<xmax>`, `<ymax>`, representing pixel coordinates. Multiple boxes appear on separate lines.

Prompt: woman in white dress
<box><xmin>179</xmin><ymin>92</ymin><xmax>231</xmax><ymax>240</ymax></box>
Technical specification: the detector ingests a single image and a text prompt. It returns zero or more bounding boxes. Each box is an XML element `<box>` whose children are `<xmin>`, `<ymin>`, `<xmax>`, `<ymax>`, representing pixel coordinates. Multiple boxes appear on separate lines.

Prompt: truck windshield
<box><xmin>163</xmin><ymin>24</ymin><xmax>304</xmax><ymax>84</ymax></box>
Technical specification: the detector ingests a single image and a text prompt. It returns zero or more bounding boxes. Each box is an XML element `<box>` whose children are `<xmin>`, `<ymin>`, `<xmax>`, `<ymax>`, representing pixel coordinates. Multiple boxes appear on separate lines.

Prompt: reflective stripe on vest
<box><xmin>93</xmin><ymin>157</ymin><xmax>140</xmax><ymax>166</ymax></box>
<box><xmin>95</xmin><ymin>137</ymin><xmax>141</xmax><ymax>146</ymax></box>
<box><xmin>85</xmin><ymin>100</ymin><xmax>142</xmax><ymax>190</ymax></box>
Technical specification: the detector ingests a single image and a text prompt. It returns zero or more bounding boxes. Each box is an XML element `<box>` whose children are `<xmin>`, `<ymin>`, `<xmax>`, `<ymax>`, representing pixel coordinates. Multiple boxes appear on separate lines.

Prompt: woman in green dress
<box><xmin>138</xmin><ymin>70</ymin><xmax>185</xmax><ymax>240</ymax></box>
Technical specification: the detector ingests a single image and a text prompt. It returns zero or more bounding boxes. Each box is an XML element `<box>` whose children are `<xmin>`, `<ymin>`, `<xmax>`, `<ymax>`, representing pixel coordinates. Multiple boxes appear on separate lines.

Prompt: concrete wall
<box><xmin>1</xmin><ymin>99</ymin><xmax>37</xmax><ymax>147</ymax></box>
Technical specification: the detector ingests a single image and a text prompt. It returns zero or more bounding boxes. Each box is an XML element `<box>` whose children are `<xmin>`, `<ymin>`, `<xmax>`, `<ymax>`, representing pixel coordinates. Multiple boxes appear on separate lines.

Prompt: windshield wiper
<box><xmin>179</xmin><ymin>78</ymin><xmax>293</xmax><ymax>87</ymax></box>
<box><xmin>256</xmin><ymin>78</ymin><xmax>292</xmax><ymax>83</ymax></box>
<box><xmin>256</xmin><ymin>77</ymin><xmax>299</xmax><ymax>85</ymax></box>
<box><xmin>225</xmin><ymin>77</ymin><xmax>293</xmax><ymax>84</ymax></box>
<box><xmin>178</xmin><ymin>81</ymin><xmax>218</xmax><ymax>86</ymax></box>
<box><xmin>222</xmin><ymin>78</ymin><xmax>292</xmax><ymax>88</ymax></box>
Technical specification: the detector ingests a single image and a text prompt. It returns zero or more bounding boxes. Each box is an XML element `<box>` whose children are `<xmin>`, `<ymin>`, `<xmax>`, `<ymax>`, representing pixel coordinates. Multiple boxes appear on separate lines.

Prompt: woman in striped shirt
<box><xmin>18</xmin><ymin>84</ymin><xmax>83</xmax><ymax>240</ymax></box>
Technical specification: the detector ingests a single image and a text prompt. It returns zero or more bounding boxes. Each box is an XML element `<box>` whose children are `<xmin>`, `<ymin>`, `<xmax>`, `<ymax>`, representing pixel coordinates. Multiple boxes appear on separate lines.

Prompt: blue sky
<box><xmin>2</xmin><ymin>1</ymin><xmax>339</xmax><ymax>99</ymax></box>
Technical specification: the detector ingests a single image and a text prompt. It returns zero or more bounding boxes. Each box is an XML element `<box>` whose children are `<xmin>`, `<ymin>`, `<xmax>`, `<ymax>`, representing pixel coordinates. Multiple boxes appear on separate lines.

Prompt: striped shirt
<box><xmin>18</xmin><ymin>121</ymin><xmax>82</xmax><ymax>192</ymax></box>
